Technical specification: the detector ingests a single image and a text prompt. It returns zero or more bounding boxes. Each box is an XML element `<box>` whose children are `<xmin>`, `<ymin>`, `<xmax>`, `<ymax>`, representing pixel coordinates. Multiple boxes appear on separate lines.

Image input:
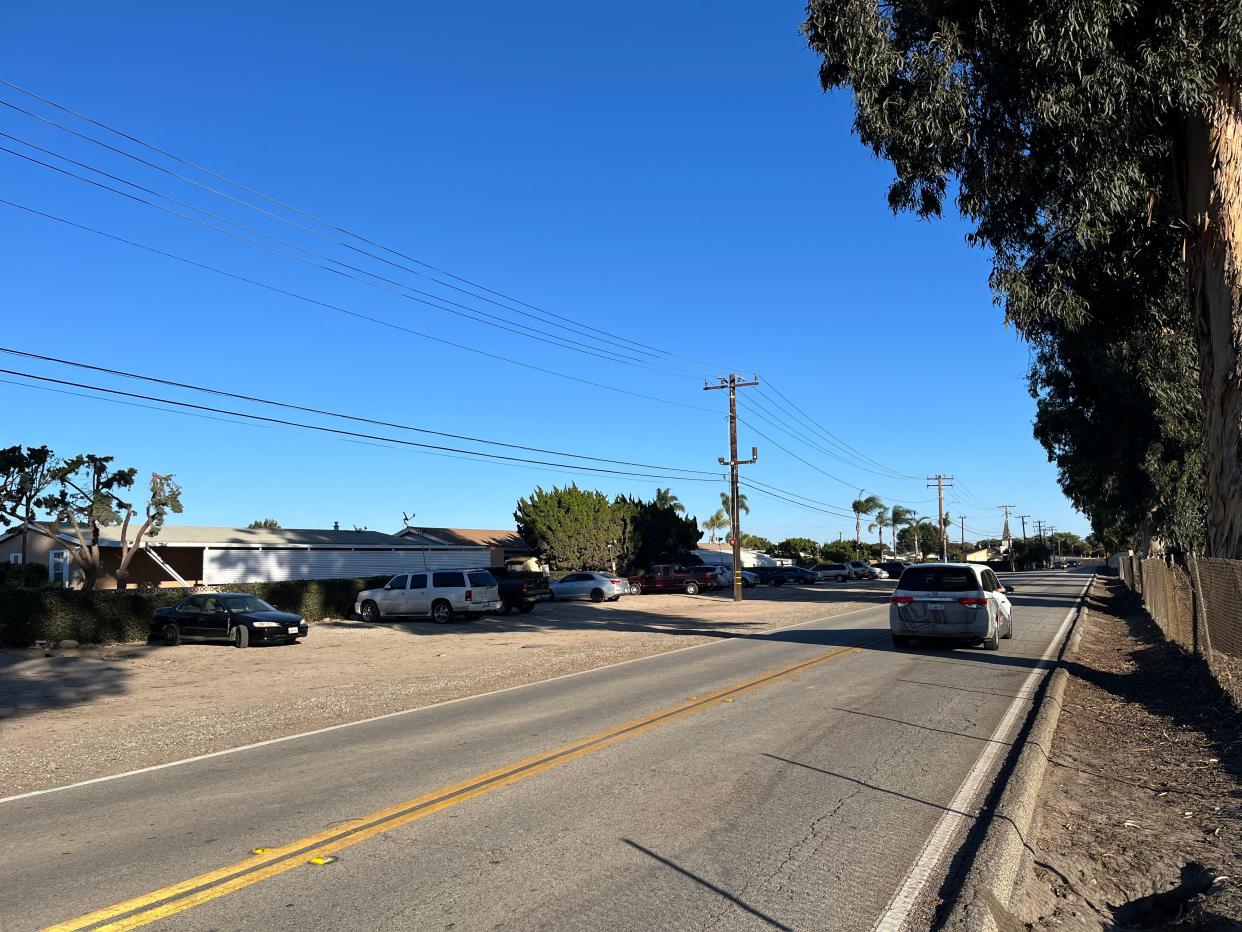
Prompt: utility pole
<box><xmin>705</xmin><ymin>374</ymin><xmax>759</xmax><ymax>601</ymax></box>
<box><xmin>959</xmin><ymin>514</ymin><xmax>967</xmax><ymax>550</ymax></box>
<box><xmin>1017</xmin><ymin>514</ymin><xmax>1030</xmax><ymax>541</ymax></box>
<box><xmin>926</xmin><ymin>475</ymin><xmax>954</xmax><ymax>562</ymax></box>
<box><xmin>1048</xmin><ymin>526</ymin><xmax>1059</xmax><ymax>559</ymax></box>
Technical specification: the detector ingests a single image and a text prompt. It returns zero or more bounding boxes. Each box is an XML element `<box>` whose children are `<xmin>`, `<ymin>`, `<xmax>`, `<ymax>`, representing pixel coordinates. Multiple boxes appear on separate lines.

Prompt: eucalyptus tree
<box><xmin>804</xmin><ymin>0</ymin><xmax>1242</xmax><ymax>555</ymax></box>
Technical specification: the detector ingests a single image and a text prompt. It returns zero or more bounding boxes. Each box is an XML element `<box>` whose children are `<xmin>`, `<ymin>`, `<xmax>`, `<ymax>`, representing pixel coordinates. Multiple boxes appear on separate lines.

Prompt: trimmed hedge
<box><xmin>0</xmin><ymin>562</ymin><xmax>50</xmax><ymax>589</ymax></box>
<box><xmin>0</xmin><ymin>576</ymin><xmax>391</xmax><ymax>648</ymax></box>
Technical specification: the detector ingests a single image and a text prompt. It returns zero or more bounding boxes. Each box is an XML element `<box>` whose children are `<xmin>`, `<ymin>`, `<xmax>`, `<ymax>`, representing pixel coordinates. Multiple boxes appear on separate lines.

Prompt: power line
<box><xmin>0</xmin><ymin>143</ymin><xmax>707</xmax><ymax>381</ymax></box>
<box><xmin>0</xmin><ymin>347</ymin><xmax>722</xmax><ymax>475</ymax></box>
<box><xmin>0</xmin><ymin>80</ymin><xmax>730</xmax><ymax>375</ymax></box>
<box><xmin>0</xmin><ymin>197</ymin><xmax>717</xmax><ymax>414</ymax></box>
<box><xmin>0</xmin><ymin>366</ymin><xmax>723</xmax><ymax>483</ymax></box>
<box><xmin>0</xmin><ymin>131</ymin><xmax>708</xmax><ymax>379</ymax></box>
<box><xmin>760</xmin><ymin>379</ymin><xmax>920</xmax><ymax>480</ymax></box>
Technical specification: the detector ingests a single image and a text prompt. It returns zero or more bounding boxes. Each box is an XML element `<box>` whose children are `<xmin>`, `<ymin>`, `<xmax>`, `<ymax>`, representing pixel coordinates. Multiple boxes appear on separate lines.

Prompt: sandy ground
<box><xmin>0</xmin><ymin>582</ymin><xmax>890</xmax><ymax>797</ymax></box>
<box><xmin>1012</xmin><ymin>577</ymin><xmax>1242</xmax><ymax>930</ymax></box>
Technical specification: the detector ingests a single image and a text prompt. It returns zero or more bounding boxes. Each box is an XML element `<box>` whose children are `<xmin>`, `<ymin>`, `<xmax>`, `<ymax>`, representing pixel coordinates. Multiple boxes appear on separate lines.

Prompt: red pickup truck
<box><xmin>628</xmin><ymin>564</ymin><xmax>710</xmax><ymax>595</ymax></box>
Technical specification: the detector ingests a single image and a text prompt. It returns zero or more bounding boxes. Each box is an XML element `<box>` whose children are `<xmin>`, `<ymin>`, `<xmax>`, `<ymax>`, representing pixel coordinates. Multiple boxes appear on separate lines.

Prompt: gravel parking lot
<box><xmin>0</xmin><ymin>582</ymin><xmax>892</xmax><ymax>797</ymax></box>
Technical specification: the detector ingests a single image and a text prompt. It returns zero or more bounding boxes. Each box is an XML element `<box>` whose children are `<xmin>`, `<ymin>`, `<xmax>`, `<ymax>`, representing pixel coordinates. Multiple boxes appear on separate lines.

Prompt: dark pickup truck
<box><xmin>495</xmin><ymin>573</ymin><xmax>552</xmax><ymax>614</ymax></box>
<box><xmin>628</xmin><ymin>564</ymin><xmax>705</xmax><ymax>596</ymax></box>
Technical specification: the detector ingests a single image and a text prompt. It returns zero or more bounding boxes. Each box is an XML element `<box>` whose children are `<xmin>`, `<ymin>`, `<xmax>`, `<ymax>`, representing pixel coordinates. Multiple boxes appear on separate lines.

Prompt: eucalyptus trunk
<box><xmin>1183</xmin><ymin>79</ymin><xmax>1242</xmax><ymax>558</ymax></box>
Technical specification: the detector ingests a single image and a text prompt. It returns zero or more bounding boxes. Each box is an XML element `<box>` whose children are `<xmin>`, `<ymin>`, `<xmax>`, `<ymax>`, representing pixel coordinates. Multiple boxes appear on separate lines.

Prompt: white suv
<box><xmin>356</xmin><ymin>569</ymin><xmax>500</xmax><ymax>624</ymax></box>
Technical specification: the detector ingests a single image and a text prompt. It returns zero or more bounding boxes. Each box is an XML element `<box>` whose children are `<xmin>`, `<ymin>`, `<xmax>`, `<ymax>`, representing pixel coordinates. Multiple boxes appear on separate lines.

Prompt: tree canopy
<box><xmin>804</xmin><ymin>0</ymin><xmax>1242</xmax><ymax>556</ymax></box>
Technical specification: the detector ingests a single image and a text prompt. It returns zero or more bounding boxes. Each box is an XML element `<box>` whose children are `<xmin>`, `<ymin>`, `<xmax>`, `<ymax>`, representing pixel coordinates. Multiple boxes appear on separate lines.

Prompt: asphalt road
<box><xmin>1</xmin><ymin>569</ymin><xmax>1092</xmax><ymax>932</ymax></box>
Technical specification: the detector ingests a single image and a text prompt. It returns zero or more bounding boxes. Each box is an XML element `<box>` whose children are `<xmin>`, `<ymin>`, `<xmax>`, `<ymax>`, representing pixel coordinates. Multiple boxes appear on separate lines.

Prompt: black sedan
<box><xmin>152</xmin><ymin>593</ymin><xmax>307</xmax><ymax>648</ymax></box>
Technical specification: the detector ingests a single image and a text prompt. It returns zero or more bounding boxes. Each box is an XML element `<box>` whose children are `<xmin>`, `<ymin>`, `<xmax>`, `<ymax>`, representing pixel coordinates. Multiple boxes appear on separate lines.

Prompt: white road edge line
<box><xmin>871</xmin><ymin>574</ymin><xmax>1094</xmax><ymax>932</ymax></box>
<box><xmin>0</xmin><ymin>600</ymin><xmax>888</xmax><ymax>806</ymax></box>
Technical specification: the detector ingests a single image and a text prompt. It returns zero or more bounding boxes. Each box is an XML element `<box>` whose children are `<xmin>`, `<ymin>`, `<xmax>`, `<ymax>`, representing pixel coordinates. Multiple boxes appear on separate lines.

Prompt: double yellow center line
<box><xmin>47</xmin><ymin>634</ymin><xmax>884</xmax><ymax>931</ymax></box>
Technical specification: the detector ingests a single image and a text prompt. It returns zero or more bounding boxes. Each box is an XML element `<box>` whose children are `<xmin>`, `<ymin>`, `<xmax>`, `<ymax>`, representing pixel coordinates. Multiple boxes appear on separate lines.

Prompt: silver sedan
<box><xmin>549</xmin><ymin>571</ymin><xmax>629</xmax><ymax>603</ymax></box>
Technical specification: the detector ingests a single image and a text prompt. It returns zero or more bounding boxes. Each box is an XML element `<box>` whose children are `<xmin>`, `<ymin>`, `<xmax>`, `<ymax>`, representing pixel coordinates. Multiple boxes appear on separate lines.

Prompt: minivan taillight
<box><xmin>959</xmin><ymin>597</ymin><xmax>988</xmax><ymax>607</ymax></box>
<box><xmin>891</xmin><ymin>596</ymin><xmax>913</xmax><ymax>604</ymax></box>
<box><xmin>465</xmin><ymin>590</ymin><xmax>472</xmax><ymax>601</ymax></box>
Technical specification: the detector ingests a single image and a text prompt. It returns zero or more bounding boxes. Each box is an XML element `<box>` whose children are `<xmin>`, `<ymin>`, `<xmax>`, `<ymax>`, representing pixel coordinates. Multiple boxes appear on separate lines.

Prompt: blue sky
<box><xmin>0</xmin><ymin>1</ymin><xmax>1084</xmax><ymax>544</ymax></box>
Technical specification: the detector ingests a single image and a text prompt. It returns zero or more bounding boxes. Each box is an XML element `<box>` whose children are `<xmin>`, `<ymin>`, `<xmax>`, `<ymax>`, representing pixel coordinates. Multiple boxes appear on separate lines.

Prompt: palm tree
<box><xmin>851</xmin><ymin>491</ymin><xmax>883</xmax><ymax>545</ymax></box>
<box><xmin>719</xmin><ymin>491</ymin><xmax>749</xmax><ymax>540</ymax></box>
<box><xmin>889</xmin><ymin>505</ymin><xmax>915</xmax><ymax>556</ymax></box>
<box><xmin>654</xmin><ymin>488</ymin><xmax>685</xmax><ymax>513</ymax></box>
<box><xmin>702</xmin><ymin>509</ymin><xmax>729</xmax><ymax>544</ymax></box>
<box><xmin>719</xmin><ymin>491</ymin><xmax>749</xmax><ymax>517</ymax></box>
<box><xmin>868</xmin><ymin>506</ymin><xmax>892</xmax><ymax>557</ymax></box>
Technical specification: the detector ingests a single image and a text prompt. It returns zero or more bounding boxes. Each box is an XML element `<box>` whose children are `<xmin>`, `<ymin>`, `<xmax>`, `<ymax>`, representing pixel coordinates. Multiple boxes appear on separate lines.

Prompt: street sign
<box><xmin>728</xmin><ymin>538</ymin><xmax>737</xmax><ymax>546</ymax></box>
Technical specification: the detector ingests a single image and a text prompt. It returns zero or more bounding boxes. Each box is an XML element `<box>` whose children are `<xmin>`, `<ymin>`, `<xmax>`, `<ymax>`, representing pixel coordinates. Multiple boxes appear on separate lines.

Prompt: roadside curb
<box><xmin>939</xmin><ymin>579</ymin><xmax>1093</xmax><ymax>932</ymax></box>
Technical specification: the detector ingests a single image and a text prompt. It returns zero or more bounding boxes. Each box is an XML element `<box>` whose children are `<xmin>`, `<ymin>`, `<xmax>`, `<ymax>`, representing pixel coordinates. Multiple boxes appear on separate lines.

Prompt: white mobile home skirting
<box><xmin>202</xmin><ymin>547</ymin><xmax>490</xmax><ymax>585</ymax></box>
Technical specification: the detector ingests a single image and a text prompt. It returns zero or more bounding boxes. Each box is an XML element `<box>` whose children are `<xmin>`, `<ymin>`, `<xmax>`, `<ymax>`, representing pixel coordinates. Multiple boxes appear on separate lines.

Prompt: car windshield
<box><xmin>221</xmin><ymin>595</ymin><xmax>277</xmax><ymax>613</ymax></box>
<box><xmin>898</xmin><ymin>567</ymin><xmax>979</xmax><ymax>592</ymax></box>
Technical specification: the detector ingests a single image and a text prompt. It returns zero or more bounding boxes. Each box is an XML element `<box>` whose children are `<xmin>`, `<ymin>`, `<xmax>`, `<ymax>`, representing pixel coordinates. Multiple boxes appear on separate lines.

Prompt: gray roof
<box><xmin>88</xmin><ymin>525</ymin><xmax>468</xmax><ymax>549</ymax></box>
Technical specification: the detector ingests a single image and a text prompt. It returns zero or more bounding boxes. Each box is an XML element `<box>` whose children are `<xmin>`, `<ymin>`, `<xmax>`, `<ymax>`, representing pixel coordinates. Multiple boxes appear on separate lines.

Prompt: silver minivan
<box><xmin>355</xmin><ymin>568</ymin><xmax>501</xmax><ymax>624</ymax></box>
<box><xmin>889</xmin><ymin>563</ymin><xmax>1014</xmax><ymax>650</ymax></box>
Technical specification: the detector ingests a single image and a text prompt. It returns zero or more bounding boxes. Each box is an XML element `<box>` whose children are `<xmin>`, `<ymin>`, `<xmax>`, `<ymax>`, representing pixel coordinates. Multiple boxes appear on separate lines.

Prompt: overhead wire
<box><xmin>0</xmin><ymin>198</ymin><xmax>717</xmax><ymax>415</ymax></box>
<box><xmin>0</xmin><ymin>367</ymin><xmax>724</xmax><ymax>483</ymax></box>
<box><xmin>0</xmin><ymin>131</ymin><xmax>706</xmax><ymax>378</ymax></box>
<box><xmin>760</xmin><ymin>378</ymin><xmax>921</xmax><ymax>480</ymax></box>
<box><xmin>0</xmin><ymin>80</ymin><xmax>731</xmax><ymax>375</ymax></box>
<box><xmin>0</xmin><ymin>143</ymin><xmax>707</xmax><ymax>381</ymax></box>
<box><xmin>0</xmin><ymin>347</ymin><xmax>723</xmax><ymax>475</ymax></box>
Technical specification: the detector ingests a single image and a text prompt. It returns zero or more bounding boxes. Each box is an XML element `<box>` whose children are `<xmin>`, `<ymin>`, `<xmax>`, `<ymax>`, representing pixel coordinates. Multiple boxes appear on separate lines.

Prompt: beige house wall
<box><xmin>0</xmin><ymin>530</ymin><xmax>203</xmax><ymax>589</ymax></box>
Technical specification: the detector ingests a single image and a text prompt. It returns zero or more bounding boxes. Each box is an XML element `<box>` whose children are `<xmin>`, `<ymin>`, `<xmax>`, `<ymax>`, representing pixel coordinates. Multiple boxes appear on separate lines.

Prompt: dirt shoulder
<box><xmin>1011</xmin><ymin>577</ymin><xmax>1242</xmax><ymax>930</ymax></box>
<box><xmin>0</xmin><ymin>583</ymin><xmax>886</xmax><ymax>798</ymax></box>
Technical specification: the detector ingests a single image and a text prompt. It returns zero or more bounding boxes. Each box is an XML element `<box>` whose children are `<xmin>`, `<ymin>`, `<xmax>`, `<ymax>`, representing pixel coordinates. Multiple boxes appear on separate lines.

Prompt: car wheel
<box><xmin>684</xmin><ymin>581</ymin><xmax>700</xmax><ymax>595</ymax></box>
<box><xmin>629</xmin><ymin>582</ymin><xmax>641</xmax><ymax>596</ymax></box>
<box><xmin>232</xmin><ymin>625</ymin><xmax>249</xmax><ymax>649</ymax></box>
<box><xmin>360</xmin><ymin>600</ymin><xmax>381</xmax><ymax>623</ymax></box>
<box><xmin>590</xmin><ymin>588</ymin><xmax>605</xmax><ymax>603</ymax></box>
<box><xmin>161</xmin><ymin>622</ymin><xmax>181</xmax><ymax>647</ymax></box>
<box><xmin>518</xmin><ymin>603</ymin><xmax>536</xmax><ymax>614</ymax></box>
<box><xmin>431</xmin><ymin>600</ymin><xmax>453</xmax><ymax>624</ymax></box>
<box><xmin>891</xmin><ymin>634</ymin><xmax>911</xmax><ymax>648</ymax></box>
<box><xmin>982</xmin><ymin>626</ymin><xmax>1001</xmax><ymax>651</ymax></box>
<box><xmin>1002</xmin><ymin>615</ymin><xmax>1014</xmax><ymax>639</ymax></box>
<box><xmin>496</xmin><ymin>602</ymin><xmax>512</xmax><ymax>616</ymax></box>
<box><xmin>837</xmin><ymin>575</ymin><xmax>847</xmax><ymax>583</ymax></box>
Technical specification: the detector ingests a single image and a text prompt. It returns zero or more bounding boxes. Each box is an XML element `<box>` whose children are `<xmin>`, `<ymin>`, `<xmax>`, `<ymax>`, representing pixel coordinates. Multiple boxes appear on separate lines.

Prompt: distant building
<box><xmin>693</xmin><ymin>543</ymin><xmax>780</xmax><ymax>567</ymax></box>
<box><xmin>0</xmin><ymin>525</ymin><xmax>489</xmax><ymax>589</ymax></box>
<box><xmin>395</xmin><ymin>527</ymin><xmax>533</xmax><ymax>568</ymax></box>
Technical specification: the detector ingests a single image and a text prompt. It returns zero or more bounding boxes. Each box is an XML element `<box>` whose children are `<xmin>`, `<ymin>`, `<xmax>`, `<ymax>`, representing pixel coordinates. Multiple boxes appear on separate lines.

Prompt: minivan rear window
<box><xmin>898</xmin><ymin>567</ymin><xmax>978</xmax><ymax>592</ymax></box>
<box><xmin>432</xmin><ymin>571</ymin><xmax>466</xmax><ymax>588</ymax></box>
<box><xmin>468</xmin><ymin>571</ymin><xmax>497</xmax><ymax>587</ymax></box>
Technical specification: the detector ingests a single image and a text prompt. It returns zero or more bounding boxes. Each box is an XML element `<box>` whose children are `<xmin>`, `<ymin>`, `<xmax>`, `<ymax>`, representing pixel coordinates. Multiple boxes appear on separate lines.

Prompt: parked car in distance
<box><xmin>628</xmin><ymin>564</ymin><xmax>703</xmax><ymax>596</ymax></box>
<box><xmin>355</xmin><ymin>569</ymin><xmax>501</xmax><ymax>624</ymax></box>
<box><xmin>495</xmin><ymin>573</ymin><xmax>552</xmax><ymax>614</ymax></box>
<box><xmin>878</xmin><ymin>561</ymin><xmax>911</xmax><ymax>578</ymax></box>
<box><xmin>681</xmin><ymin>564</ymin><xmax>723</xmax><ymax>590</ymax></box>
<box><xmin>889</xmin><ymin>563</ymin><xmax>1014</xmax><ymax>650</ymax></box>
<box><xmin>811</xmin><ymin>562</ymin><xmax>851</xmax><ymax>582</ymax></box>
<box><xmin>152</xmin><ymin>593</ymin><xmax>307</xmax><ymax>648</ymax></box>
<box><xmin>1052</xmin><ymin>561</ymin><xmax>1067</xmax><ymax>569</ymax></box>
<box><xmin>847</xmin><ymin>561</ymin><xmax>877</xmax><ymax>580</ymax></box>
<box><xmin>698</xmin><ymin>564</ymin><xmax>759</xmax><ymax>588</ymax></box>
<box><xmin>550</xmin><ymin>571</ymin><xmax>630</xmax><ymax>602</ymax></box>
<box><xmin>775</xmin><ymin>566</ymin><xmax>819</xmax><ymax>586</ymax></box>
<box><xmin>869</xmin><ymin>566</ymin><xmax>891</xmax><ymax>579</ymax></box>
<box><xmin>1066</xmin><ymin>560</ymin><xmax>1081</xmax><ymax>568</ymax></box>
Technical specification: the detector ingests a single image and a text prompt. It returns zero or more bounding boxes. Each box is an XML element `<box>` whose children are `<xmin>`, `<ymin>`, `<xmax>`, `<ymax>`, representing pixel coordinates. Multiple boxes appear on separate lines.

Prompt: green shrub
<box><xmin>0</xmin><ymin>575</ymin><xmax>392</xmax><ymax>647</ymax></box>
<box><xmin>0</xmin><ymin>562</ymin><xmax>50</xmax><ymax>589</ymax></box>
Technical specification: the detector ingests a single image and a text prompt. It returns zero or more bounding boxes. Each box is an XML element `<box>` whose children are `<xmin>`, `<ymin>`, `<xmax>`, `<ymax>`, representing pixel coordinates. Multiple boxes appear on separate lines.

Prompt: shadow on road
<box><xmin>621</xmin><ymin>838</ymin><xmax>793</xmax><ymax>931</ymax></box>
